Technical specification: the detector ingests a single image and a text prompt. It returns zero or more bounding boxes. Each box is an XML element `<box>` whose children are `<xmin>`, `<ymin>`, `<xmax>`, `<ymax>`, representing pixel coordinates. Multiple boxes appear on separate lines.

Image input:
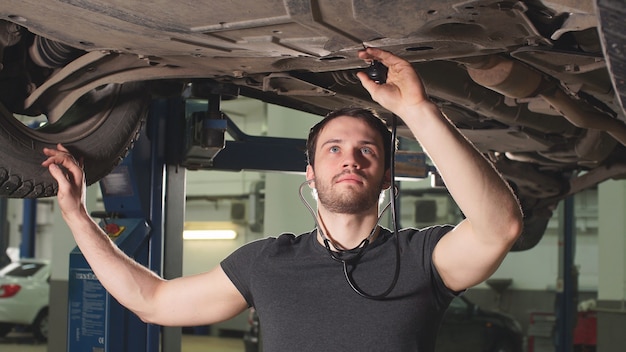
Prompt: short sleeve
<box><xmin>220</xmin><ymin>238</ymin><xmax>268</xmax><ymax>307</ymax></box>
<box><xmin>426</xmin><ymin>225</ymin><xmax>465</xmax><ymax>304</ymax></box>
<box><xmin>405</xmin><ymin>225</ymin><xmax>460</xmax><ymax>309</ymax></box>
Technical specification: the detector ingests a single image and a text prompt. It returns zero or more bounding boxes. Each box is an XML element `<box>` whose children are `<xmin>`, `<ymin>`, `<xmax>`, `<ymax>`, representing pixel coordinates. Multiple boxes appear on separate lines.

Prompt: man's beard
<box><xmin>315</xmin><ymin>172</ymin><xmax>384</xmax><ymax>214</ymax></box>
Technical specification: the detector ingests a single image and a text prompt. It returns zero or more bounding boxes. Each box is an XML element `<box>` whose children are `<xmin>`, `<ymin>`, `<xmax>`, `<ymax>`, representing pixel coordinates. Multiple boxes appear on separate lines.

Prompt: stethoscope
<box><xmin>298</xmin><ymin>113</ymin><xmax>401</xmax><ymax>300</ymax></box>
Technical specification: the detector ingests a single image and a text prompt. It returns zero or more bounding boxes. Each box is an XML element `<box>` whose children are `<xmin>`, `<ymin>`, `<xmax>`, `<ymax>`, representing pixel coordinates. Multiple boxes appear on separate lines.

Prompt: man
<box><xmin>42</xmin><ymin>47</ymin><xmax>523</xmax><ymax>351</ymax></box>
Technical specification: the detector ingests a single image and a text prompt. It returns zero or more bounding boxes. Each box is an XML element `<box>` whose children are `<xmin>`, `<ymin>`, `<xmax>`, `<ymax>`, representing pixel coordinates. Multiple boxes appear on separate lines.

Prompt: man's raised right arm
<box><xmin>42</xmin><ymin>144</ymin><xmax>248</xmax><ymax>326</ymax></box>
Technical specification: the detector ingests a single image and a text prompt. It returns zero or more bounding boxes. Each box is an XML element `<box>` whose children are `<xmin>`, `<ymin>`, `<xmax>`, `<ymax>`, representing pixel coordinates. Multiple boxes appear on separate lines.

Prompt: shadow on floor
<box><xmin>0</xmin><ymin>331</ymin><xmax>46</xmax><ymax>352</ymax></box>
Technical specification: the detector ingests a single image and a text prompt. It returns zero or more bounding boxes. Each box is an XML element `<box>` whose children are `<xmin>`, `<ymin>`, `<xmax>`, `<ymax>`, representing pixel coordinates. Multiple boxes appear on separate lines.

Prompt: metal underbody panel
<box><xmin>0</xmin><ymin>0</ymin><xmax>625</xmax><ymax>248</ymax></box>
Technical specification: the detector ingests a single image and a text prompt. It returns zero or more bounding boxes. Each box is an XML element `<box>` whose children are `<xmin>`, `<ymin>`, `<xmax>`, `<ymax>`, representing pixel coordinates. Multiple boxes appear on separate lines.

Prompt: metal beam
<box><xmin>556</xmin><ymin>196</ymin><xmax>577</xmax><ymax>351</ymax></box>
<box><xmin>20</xmin><ymin>199</ymin><xmax>36</xmax><ymax>258</ymax></box>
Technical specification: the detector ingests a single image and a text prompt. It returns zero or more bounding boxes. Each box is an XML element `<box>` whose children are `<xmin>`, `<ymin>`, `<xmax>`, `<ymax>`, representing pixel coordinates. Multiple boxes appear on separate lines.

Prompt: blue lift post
<box><xmin>67</xmin><ymin>98</ymin><xmax>186</xmax><ymax>352</ymax></box>
<box><xmin>555</xmin><ymin>195</ymin><xmax>577</xmax><ymax>351</ymax></box>
<box><xmin>19</xmin><ymin>199</ymin><xmax>37</xmax><ymax>258</ymax></box>
<box><xmin>20</xmin><ymin>122</ymin><xmax>41</xmax><ymax>260</ymax></box>
<box><xmin>0</xmin><ymin>198</ymin><xmax>10</xmax><ymax>267</ymax></box>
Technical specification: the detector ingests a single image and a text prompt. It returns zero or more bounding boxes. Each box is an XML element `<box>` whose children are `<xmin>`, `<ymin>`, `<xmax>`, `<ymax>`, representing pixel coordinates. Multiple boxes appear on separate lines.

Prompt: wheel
<box><xmin>510</xmin><ymin>207</ymin><xmax>552</xmax><ymax>251</ymax></box>
<box><xmin>32</xmin><ymin>308</ymin><xmax>48</xmax><ymax>342</ymax></box>
<box><xmin>491</xmin><ymin>338</ymin><xmax>516</xmax><ymax>352</ymax></box>
<box><xmin>0</xmin><ymin>322</ymin><xmax>13</xmax><ymax>337</ymax></box>
<box><xmin>0</xmin><ymin>82</ymin><xmax>149</xmax><ymax>198</ymax></box>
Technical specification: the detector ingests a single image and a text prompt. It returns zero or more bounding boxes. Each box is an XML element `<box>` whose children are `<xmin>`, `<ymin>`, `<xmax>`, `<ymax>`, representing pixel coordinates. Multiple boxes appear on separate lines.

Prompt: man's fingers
<box><xmin>52</xmin><ymin>143</ymin><xmax>67</xmax><ymax>152</ymax></box>
<box><xmin>358</xmin><ymin>47</ymin><xmax>399</xmax><ymax>67</ymax></box>
<box><xmin>356</xmin><ymin>71</ymin><xmax>378</xmax><ymax>91</ymax></box>
<box><xmin>42</xmin><ymin>145</ymin><xmax>81</xmax><ymax>169</ymax></box>
<box><xmin>47</xmin><ymin>160</ymin><xmax>84</xmax><ymax>193</ymax></box>
<box><xmin>47</xmin><ymin>163</ymin><xmax>62</xmax><ymax>178</ymax></box>
<box><xmin>42</xmin><ymin>145</ymin><xmax>85</xmax><ymax>188</ymax></box>
<box><xmin>47</xmin><ymin>163</ymin><xmax>71</xmax><ymax>188</ymax></box>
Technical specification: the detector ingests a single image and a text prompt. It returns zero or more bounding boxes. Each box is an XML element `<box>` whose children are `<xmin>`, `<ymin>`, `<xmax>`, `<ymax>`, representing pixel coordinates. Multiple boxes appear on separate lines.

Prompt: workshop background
<box><xmin>2</xmin><ymin>97</ymin><xmax>623</xmax><ymax>351</ymax></box>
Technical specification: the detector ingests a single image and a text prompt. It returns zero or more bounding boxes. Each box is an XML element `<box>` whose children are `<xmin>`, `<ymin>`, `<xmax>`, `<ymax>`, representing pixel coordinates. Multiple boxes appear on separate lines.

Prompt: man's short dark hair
<box><xmin>306</xmin><ymin>107</ymin><xmax>395</xmax><ymax>170</ymax></box>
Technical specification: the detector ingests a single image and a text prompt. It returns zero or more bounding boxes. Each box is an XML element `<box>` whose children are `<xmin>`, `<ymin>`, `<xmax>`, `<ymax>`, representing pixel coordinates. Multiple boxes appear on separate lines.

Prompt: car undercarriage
<box><xmin>0</xmin><ymin>0</ymin><xmax>624</xmax><ymax>250</ymax></box>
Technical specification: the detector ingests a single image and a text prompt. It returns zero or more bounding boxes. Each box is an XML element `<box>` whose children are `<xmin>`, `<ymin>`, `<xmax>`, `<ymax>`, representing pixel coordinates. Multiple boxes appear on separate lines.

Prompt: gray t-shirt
<box><xmin>221</xmin><ymin>225</ymin><xmax>456</xmax><ymax>352</ymax></box>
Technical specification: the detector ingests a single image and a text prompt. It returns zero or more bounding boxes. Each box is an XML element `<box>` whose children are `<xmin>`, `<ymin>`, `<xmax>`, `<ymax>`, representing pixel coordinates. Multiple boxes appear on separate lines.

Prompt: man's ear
<box><xmin>382</xmin><ymin>169</ymin><xmax>392</xmax><ymax>190</ymax></box>
<box><xmin>306</xmin><ymin>164</ymin><xmax>316</xmax><ymax>189</ymax></box>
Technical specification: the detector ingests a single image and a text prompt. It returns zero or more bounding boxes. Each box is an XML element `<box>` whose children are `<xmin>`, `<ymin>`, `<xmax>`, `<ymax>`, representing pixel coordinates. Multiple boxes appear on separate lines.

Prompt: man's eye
<box><xmin>329</xmin><ymin>146</ymin><xmax>339</xmax><ymax>153</ymax></box>
<box><xmin>361</xmin><ymin>147</ymin><xmax>373</xmax><ymax>154</ymax></box>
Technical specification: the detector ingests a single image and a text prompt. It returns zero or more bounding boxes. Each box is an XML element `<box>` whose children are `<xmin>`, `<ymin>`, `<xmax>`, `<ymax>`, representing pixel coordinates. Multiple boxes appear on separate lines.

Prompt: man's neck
<box><xmin>316</xmin><ymin>207</ymin><xmax>380</xmax><ymax>250</ymax></box>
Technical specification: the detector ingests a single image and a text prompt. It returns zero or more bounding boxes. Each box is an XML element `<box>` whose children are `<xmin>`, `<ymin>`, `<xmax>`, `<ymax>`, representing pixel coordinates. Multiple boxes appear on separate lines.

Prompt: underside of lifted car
<box><xmin>0</xmin><ymin>0</ymin><xmax>624</xmax><ymax>250</ymax></box>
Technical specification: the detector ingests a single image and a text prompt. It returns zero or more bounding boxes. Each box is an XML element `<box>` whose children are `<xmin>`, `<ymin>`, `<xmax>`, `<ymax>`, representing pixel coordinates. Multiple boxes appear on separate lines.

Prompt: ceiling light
<box><xmin>183</xmin><ymin>222</ymin><xmax>237</xmax><ymax>240</ymax></box>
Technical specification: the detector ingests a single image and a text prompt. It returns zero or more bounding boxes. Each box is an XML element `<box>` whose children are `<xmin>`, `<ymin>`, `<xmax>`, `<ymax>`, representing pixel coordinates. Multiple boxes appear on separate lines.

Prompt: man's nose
<box><xmin>342</xmin><ymin>149</ymin><xmax>364</xmax><ymax>168</ymax></box>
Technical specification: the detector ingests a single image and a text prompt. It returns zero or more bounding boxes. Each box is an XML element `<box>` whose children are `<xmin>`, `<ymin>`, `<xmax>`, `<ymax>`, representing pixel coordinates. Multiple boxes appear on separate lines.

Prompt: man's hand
<box><xmin>356</xmin><ymin>47</ymin><xmax>431</xmax><ymax>116</ymax></box>
<box><xmin>41</xmin><ymin>143</ymin><xmax>86</xmax><ymax>219</ymax></box>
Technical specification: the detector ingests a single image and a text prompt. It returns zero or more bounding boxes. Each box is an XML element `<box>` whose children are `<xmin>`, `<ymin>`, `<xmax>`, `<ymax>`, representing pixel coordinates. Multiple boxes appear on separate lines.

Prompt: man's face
<box><xmin>306</xmin><ymin>115</ymin><xmax>390</xmax><ymax>214</ymax></box>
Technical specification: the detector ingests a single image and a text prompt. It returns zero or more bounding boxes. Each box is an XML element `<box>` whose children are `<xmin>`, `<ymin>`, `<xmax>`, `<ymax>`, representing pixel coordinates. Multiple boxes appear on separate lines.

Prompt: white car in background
<box><xmin>0</xmin><ymin>259</ymin><xmax>50</xmax><ymax>341</ymax></box>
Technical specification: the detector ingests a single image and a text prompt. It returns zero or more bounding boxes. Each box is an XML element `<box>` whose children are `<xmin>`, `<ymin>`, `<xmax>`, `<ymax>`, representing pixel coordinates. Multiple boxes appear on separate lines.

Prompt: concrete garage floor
<box><xmin>0</xmin><ymin>331</ymin><xmax>247</xmax><ymax>352</ymax></box>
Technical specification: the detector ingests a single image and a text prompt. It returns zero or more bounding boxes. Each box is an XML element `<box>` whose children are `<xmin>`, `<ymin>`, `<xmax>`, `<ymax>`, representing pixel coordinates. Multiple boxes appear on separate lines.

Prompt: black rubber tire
<box><xmin>32</xmin><ymin>307</ymin><xmax>48</xmax><ymax>342</ymax></box>
<box><xmin>0</xmin><ymin>82</ymin><xmax>149</xmax><ymax>198</ymax></box>
<box><xmin>510</xmin><ymin>206</ymin><xmax>551</xmax><ymax>251</ymax></box>
<box><xmin>596</xmin><ymin>0</ymin><xmax>626</xmax><ymax>114</ymax></box>
<box><xmin>0</xmin><ymin>322</ymin><xmax>13</xmax><ymax>337</ymax></box>
<box><xmin>492</xmin><ymin>338</ymin><xmax>516</xmax><ymax>352</ymax></box>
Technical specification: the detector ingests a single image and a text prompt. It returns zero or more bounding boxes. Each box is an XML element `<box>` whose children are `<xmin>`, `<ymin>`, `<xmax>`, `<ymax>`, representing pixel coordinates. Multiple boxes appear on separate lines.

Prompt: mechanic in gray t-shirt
<box><xmin>45</xmin><ymin>47</ymin><xmax>523</xmax><ymax>351</ymax></box>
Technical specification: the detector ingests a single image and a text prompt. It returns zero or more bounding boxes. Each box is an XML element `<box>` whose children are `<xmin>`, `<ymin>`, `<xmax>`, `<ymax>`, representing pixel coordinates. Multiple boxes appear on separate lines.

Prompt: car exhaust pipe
<box><xmin>465</xmin><ymin>55</ymin><xmax>626</xmax><ymax>147</ymax></box>
<box><xmin>539</xmin><ymin>87</ymin><xmax>626</xmax><ymax>147</ymax></box>
<box><xmin>465</xmin><ymin>55</ymin><xmax>544</xmax><ymax>99</ymax></box>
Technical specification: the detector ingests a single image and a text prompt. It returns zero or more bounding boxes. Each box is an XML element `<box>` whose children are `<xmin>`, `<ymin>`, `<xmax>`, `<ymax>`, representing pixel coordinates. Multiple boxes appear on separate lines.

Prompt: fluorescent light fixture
<box><xmin>183</xmin><ymin>222</ymin><xmax>237</xmax><ymax>240</ymax></box>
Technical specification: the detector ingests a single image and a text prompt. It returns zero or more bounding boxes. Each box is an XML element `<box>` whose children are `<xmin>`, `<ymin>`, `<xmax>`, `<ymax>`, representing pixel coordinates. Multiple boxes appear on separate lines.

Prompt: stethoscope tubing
<box><xmin>298</xmin><ymin>115</ymin><xmax>401</xmax><ymax>300</ymax></box>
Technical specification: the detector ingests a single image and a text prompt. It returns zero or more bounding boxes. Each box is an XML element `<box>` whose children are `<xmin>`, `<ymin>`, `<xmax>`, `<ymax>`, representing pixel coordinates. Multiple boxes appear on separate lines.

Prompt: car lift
<box><xmin>556</xmin><ymin>196</ymin><xmax>577</xmax><ymax>351</ymax></box>
<box><xmin>0</xmin><ymin>198</ymin><xmax>10</xmax><ymax>267</ymax></box>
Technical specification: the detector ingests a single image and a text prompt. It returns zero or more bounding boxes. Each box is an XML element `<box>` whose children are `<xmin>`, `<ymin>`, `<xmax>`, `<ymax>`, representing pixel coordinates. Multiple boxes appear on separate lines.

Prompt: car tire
<box><xmin>511</xmin><ymin>208</ymin><xmax>551</xmax><ymax>251</ymax></box>
<box><xmin>492</xmin><ymin>338</ymin><xmax>516</xmax><ymax>352</ymax></box>
<box><xmin>0</xmin><ymin>322</ymin><xmax>13</xmax><ymax>337</ymax></box>
<box><xmin>0</xmin><ymin>82</ymin><xmax>149</xmax><ymax>198</ymax></box>
<box><xmin>32</xmin><ymin>307</ymin><xmax>48</xmax><ymax>342</ymax></box>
